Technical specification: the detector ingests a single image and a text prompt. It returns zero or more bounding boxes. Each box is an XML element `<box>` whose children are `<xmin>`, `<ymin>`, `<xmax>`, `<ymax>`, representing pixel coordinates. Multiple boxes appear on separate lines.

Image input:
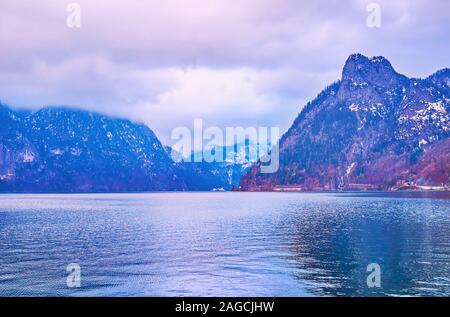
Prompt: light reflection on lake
<box><xmin>0</xmin><ymin>192</ymin><xmax>449</xmax><ymax>296</ymax></box>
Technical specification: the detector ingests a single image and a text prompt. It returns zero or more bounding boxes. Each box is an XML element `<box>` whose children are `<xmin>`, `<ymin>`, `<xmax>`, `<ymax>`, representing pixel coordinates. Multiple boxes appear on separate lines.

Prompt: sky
<box><xmin>0</xmin><ymin>0</ymin><xmax>449</xmax><ymax>145</ymax></box>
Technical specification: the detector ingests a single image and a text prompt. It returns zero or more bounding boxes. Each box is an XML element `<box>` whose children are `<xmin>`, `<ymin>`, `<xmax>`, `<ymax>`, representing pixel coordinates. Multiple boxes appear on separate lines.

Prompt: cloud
<box><xmin>0</xmin><ymin>0</ymin><xmax>448</xmax><ymax>144</ymax></box>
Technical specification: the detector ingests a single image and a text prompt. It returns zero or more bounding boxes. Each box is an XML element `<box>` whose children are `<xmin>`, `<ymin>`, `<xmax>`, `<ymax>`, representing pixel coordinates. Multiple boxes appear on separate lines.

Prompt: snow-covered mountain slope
<box><xmin>239</xmin><ymin>54</ymin><xmax>450</xmax><ymax>191</ymax></box>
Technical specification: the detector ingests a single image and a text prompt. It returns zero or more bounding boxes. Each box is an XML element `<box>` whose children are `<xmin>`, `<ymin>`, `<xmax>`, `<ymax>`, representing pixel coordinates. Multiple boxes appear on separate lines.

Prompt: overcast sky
<box><xmin>0</xmin><ymin>0</ymin><xmax>449</xmax><ymax>145</ymax></box>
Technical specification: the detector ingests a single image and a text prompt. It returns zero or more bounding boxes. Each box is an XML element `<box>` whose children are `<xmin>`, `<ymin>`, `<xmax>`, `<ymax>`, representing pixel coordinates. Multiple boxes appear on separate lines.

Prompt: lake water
<box><xmin>0</xmin><ymin>192</ymin><xmax>449</xmax><ymax>296</ymax></box>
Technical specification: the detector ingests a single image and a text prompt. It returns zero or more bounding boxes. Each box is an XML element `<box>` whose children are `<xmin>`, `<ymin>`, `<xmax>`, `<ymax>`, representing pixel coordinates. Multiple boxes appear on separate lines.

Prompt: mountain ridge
<box><xmin>0</xmin><ymin>103</ymin><xmax>252</xmax><ymax>192</ymax></box>
<box><xmin>1</xmin><ymin>53</ymin><xmax>449</xmax><ymax>192</ymax></box>
<box><xmin>0</xmin><ymin>103</ymin><xmax>189</xmax><ymax>192</ymax></box>
<box><xmin>239</xmin><ymin>54</ymin><xmax>450</xmax><ymax>191</ymax></box>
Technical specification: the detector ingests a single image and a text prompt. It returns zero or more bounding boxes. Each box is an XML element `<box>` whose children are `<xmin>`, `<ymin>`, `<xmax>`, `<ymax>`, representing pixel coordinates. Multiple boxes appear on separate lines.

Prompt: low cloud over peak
<box><xmin>0</xmin><ymin>0</ymin><xmax>448</xmax><ymax>144</ymax></box>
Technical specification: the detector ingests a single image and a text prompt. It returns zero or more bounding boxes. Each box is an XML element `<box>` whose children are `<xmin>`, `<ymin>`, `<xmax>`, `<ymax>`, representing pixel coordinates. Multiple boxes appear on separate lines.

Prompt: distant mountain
<box><xmin>165</xmin><ymin>141</ymin><xmax>261</xmax><ymax>191</ymax></box>
<box><xmin>0</xmin><ymin>105</ymin><xmax>188</xmax><ymax>192</ymax></box>
<box><xmin>239</xmin><ymin>54</ymin><xmax>450</xmax><ymax>191</ymax></box>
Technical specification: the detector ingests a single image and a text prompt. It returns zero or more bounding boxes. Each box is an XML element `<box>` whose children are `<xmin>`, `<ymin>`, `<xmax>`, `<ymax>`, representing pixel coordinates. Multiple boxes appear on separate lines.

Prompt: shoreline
<box><xmin>0</xmin><ymin>188</ymin><xmax>449</xmax><ymax>194</ymax></box>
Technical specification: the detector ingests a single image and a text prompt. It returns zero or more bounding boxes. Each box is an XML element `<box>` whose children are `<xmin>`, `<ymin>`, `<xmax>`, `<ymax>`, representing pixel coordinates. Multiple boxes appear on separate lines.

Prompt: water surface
<box><xmin>0</xmin><ymin>192</ymin><xmax>449</xmax><ymax>296</ymax></box>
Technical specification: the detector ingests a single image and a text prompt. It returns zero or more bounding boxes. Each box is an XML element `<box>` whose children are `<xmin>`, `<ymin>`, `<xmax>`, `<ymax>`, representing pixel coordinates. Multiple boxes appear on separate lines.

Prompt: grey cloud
<box><xmin>0</xmin><ymin>0</ymin><xmax>448</xmax><ymax>144</ymax></box>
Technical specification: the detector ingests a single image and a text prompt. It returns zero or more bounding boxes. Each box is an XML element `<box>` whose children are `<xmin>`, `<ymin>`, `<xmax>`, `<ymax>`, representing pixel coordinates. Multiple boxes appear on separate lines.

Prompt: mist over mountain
<box><xmin>0</xmin><ymin>105</ymin><xmax>191</xmax><ymax>192</ymax></box>
<box><xmin>1</xmin><ymin>54</ymin><xmax>449</xmax><ymax>192</ymax></box>
<box><xmin>0</xmin><ymin>104</ymin><xmax>254</xmax><ymax>192</ymax></box>
<box><xmin>166</xmin><ymin>141</ymin><xmax>261</xmax><ymax>191</ymax></box>
<box><xmin>239</xmin><ymin>54</ymin><xmax>450</xmax><ymax>191</ymax></box>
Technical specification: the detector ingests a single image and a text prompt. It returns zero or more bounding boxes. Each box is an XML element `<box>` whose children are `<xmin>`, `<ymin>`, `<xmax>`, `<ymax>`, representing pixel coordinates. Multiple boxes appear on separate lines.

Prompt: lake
<box><xmin>0</xmin><ymin>192</ymin><xmax>449</xmax><ymax>296</ymax></box>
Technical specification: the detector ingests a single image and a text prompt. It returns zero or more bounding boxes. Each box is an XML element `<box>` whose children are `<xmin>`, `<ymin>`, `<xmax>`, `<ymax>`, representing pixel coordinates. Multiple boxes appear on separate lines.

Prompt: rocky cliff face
<box><xmin>239</xmin><ymin>54</ymin><xmax>450</xmax><ymax>191</ymax></box>
<box><xmin>0</xmin><ymin>105</ymin><xmax>187</xmax><ymax>192</ymax></box>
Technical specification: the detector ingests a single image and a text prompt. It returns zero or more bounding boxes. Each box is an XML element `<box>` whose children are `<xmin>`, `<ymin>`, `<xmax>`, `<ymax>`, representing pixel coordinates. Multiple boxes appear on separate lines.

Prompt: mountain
<box><xmin>0</xmin><ymin>103</ymin><xmax>255</xmax><ymax>192</ymax></box>
<box><xmin>239</xmin><ymin>54</ymin><xmax>450</xmax><ymax>191</ymax></box>
<box><xmin>165</xmin><ymin>141</ymin><xmax>260</xmax><ymax>191</ymax></box>
<box><xmin>0</xmin><ymin>105</ymin><xmax>188</xmax><ymax>192</ymax></box>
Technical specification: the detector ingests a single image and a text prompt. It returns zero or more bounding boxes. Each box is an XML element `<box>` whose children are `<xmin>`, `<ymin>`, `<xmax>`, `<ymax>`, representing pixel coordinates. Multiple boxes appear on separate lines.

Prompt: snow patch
<box><xmin>70</xmin><ymin>148</ymin><xmax>81</xmax><ymax>156</ymax></box>
<box><xmin>50</xmin><ymin>149</ymin><xmax>64</xmax><ymax>155</ymax></box>
<box><xmin>346</xmin><ymin>162</ymin><xmax>356</xmax><ymax>176</ymax></box>
<box><xmin>349</xmin><ymin>104</ymin><xmax>359</xmax><ymax>112</ymax></box>
<box><xmin>0</xmin><ymin>171</ymin><xmax>14</xmax><ymax>180</ymax></box>
<box><xmin>419</xmin><ymin>139</ymin><xmax>428</xmax><ymax>147</ymax></box>
<box><xmin>21</xmin><ymin>150</ymin><xmax>35</xmax><ymax>163</ymax></box>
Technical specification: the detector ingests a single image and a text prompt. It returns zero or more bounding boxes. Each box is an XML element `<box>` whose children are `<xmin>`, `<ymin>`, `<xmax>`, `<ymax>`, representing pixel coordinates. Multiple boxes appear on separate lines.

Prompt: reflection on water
<box><xmin>0</xmin><ymin>192</ymin><xmax>449</xmax><ymax>296</ymax></box>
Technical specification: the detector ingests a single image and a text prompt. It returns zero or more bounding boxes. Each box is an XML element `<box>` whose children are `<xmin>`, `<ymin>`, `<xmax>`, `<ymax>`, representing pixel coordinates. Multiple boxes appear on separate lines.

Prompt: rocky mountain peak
<box><xmin>239</xmin><ymin>54</ymin><xmax>450</xmax><ymax>191</ymax></box>
<box><xmin>341</xmin><ymin>53</ymin><xmax>401</xmax><ymax>87</ymax></box>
